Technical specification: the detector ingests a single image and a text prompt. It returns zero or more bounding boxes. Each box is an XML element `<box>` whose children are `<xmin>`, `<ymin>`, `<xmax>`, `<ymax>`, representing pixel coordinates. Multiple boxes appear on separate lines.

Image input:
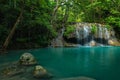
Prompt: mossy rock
<box><xmin>33</xmin><ymin>65</ymin><xmax>53</xmax><ymax>79</ymax></box>
<box><xmin>19</xmin><ymin>53</ymin><xmax>37</xmax><ymax>66</ymax></box>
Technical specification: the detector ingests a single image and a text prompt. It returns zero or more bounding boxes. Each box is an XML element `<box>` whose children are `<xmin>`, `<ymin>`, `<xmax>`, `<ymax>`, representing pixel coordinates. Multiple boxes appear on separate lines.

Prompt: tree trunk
<box><xmin>62</xmin><ymin>5</ymin><xmax>69</xmax><ymax>27</ymax></box>
<box><xmin>51</xmin><ymin>0</ymin><xmax>60</xmax><ymax>27</ymax></box>
<box><xmin>1</xmin><ymin>11</ymin><xmax>23</xmax><ymax>53</ymax></box>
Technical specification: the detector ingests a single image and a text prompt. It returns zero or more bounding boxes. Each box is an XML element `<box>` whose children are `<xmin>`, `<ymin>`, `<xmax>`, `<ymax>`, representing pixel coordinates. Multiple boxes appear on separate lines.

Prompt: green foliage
<box><xmin>0</xmin><ymin>0</ymin><xmax>120</xmax><ymax>49</ymax></box>
<box><xmin>0</xmin><ymin>0</ymin><xmax>57</xmax><ymax>49</ymax></box>
<box><xmin>105</xmin><ymin>16</ymin><xmax>120</xmax><ymax>27</ymax></box>
<box><xmin>105</xmin><ymin>24</ymin><xmax>112</xmax><ymax>30</ymax></box>
<box><xmin>64</xmin><ymin>25</ymin><xmax>75</xmax><ymax>37</ymax></box>
<box><xmin>16</xmin><ymin>38</ymin><xmax>28</xmax><ymax>43</ymax></box>
<box><xmin>91</xmin><ymin>24</ymin><xmax>97</xmax><ymax>35</ymax></box>
<box><xmin>0</xmin><ymin>25</ymin><xmax>8</xmax><ymax>46</ymax></box>
<box><xmin>78</xmin><ymin>0</ymin><xmax>120</xmax><ymax>38</ymax></box>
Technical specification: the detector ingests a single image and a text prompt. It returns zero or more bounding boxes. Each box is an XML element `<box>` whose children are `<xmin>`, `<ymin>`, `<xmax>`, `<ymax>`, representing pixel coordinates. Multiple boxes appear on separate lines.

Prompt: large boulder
<box><xmin>108</xmin><ymin>39</ymin><xmax>120</xmax><ymax>46</ymax></box>
<box><xmin>33</xmin><ymin>65</ymin><xmax>52</xmax><ymax>79</ymax></box>
<box><xmin>19</xmin><ymin>53</ymin><xmax>37</xmax><ymax>66</ymax></box>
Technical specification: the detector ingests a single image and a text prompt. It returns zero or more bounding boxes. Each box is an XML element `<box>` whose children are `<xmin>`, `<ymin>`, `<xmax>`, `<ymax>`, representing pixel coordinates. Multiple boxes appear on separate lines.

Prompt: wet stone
<box><xmin>19</xmin><ymin>53</ymin><xmax>37</xmax><ymax>66</ymax></box>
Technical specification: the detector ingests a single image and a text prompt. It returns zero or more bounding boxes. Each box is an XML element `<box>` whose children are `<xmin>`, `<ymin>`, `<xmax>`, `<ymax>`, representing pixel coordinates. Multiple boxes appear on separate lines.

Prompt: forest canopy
<box><xmin>0</xmin><ymin>0</ymin><xmax>120</xmax><ymax>49</ymax></box>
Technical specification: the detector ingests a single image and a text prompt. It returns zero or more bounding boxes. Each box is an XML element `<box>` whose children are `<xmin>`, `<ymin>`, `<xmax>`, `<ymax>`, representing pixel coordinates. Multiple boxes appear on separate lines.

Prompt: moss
<box><xmin>64</xmin><ymin>25</ymin><xmax>75</xmax><ymax>38</ymax></box>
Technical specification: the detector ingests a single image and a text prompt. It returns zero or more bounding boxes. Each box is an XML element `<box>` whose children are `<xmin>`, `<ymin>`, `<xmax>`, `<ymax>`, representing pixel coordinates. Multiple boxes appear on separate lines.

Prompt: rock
<box><xmin>108</xmin><ymin>40</ymin><xmax>114</xmax><ymax>45</ymax></box>
<box><xmin>58</xmin><ymin>76</ymin><xmax>96</xmax><ymax>80</ymax></box>
<box><xmin>89</xmin><ymin>40</ymin><xmax>96</xmax><ymax>46</ymax></box>
<box><xmin>33</xmin><ymin>65</ymin><xmax>52</xmax><ymax>79</ymax></box>
<box><xmin>108</xmin><ymin>39</ymin><xmax>120</xmax><ymax>46</ymax></box>
<box><xmin>51</xmin><ymin>23</ymin><xmax>118</xmax><ymax>46</ymax></box>
<box><xmin>64</xmin><ymin>42</ymin><xmax>80</xmax><ymax>47</ymax></box>
<box><xmin>1</xmin><ymin>63</ymin><xmax>24</xmax><ymax>77</ymax></box>
<box><xmin>19</xmin><ymin>53</ymin><xmax>37</xmax><ymax>66</ymax></box>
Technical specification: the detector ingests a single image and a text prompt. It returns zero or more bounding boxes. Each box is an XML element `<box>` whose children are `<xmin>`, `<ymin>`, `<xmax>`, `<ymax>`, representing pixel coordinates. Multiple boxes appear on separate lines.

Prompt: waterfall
<box><xmin>83</xmin><ymin>25</ymin><xmax>89</xmax><ymax>44</ymax></box>
<box><xmin>75</xmin><ymin>23</ymin><xmax>113</xmax><ymax>46</ymax></box>
<box><xmin>75</xmin><ymin>23</ymin><xmax>91</xmax><ymax>45</ymax></box>
<box><xmin>76</xmin><ymin>24</ymin><xmax>90</xmax><ymax>45</ymax></box>
<box><xmin>98</xmin><ymin>26</ymin><xmax>103</xmax><ymax>44</ymax></box>
<box><xmin>98</xmin><ymin>26</ymin><xmax>103</xmax><ymax>39</ymax></box>
<box><xmin>51</xmin><ymin>28</ymin><xmax>65</xmax><ymax>47</ymax></box>
<box><xmin>76</xmin><ymin>28</ymin><xmax>80</xmax><ymax>43</ymax></box>
<box><xmin>104</xmin><ymin>28</ymin><xmax>110</xmax><ymax>40</ymax></box>
<box><xmin>51</xmin><ymin>23</ymin><xmax>117</xmax><ymax>47</ymax></box>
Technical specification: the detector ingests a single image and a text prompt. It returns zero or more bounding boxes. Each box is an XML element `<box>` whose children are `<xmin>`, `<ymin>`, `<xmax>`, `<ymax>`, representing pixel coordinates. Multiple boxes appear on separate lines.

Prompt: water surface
<box><xmin>0</xmin><ymin>46</ymin><xmax>120</xmax><ymax>80</ymax></box>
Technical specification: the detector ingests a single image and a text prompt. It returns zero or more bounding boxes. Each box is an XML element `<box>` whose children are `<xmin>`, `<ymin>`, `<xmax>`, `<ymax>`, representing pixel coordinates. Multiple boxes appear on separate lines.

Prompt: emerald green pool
<box><xmin>0</xmin><ymin>46</ymin><xmax>120</xmax><ymax>80</ymax></box>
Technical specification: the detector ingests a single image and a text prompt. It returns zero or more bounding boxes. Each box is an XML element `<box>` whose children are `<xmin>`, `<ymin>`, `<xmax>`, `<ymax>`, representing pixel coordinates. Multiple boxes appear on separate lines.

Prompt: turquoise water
<box><xmin>0</xmin><ymin>46</ymin><xmax>120</xmax><ymax>80</ymax></box>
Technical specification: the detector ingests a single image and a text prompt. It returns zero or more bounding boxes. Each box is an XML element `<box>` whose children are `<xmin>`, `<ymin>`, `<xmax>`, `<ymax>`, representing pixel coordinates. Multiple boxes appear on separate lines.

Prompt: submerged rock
<box><xmin>1</xmin><ymin>62</ymin><xmax>24</xmax><ymax>77</ymax></box>
<box><xmin>0</xmin><ymin>53</ymin><xmax>53</xmax><ymax>80</ymax></box>
<box><xmin>19</xmin><ymin>53</ymin><xmax>37</xmax><ymax>66</ymax></box>
<box><xmin>33</xmin><ymin>65</ymin><xmax>52</xmax><ymax>79</ymax></box>
<box><xmin>58</xmin><ymin>76</ymin><xmax>96</xmax><ymax>80</ymax></box>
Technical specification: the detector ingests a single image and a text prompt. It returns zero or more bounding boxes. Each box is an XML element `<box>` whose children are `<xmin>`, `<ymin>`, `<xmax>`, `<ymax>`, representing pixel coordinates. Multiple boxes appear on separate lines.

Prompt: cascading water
<box><xmin>75</xmin><ymin>23</ymin><xmax>113</xmax><ymax>46</ymax></box>
<box><xmin>51</xmin><ymin>28</ymin><xmax>65</xmax><ymax>47</ymax></box>
<box><xmin>51</xmin><ymin>23</ymin><xmax>117</xmax><ymax>47</ymax></box>
<box><xmin>98</xmin><ymin>26</ymin><xmax>102</xmax><ymax>38</ymax></box>
<box><xmin>76</xmin><ymin>28</ymin><xmax>80</xmax><ymax>43</ymax></box>
<box><xmin>75</xmin><ymin>23</ymin><xmax>90</xmax><ymax>45</ymax></box>
<box><xmin>104</xmin><ymin>28</ymin><xmax>110</xmax><ymax>39</ymax></box>
<box><xmin>83</xmin><ymin>25</ymin><xmax>89</xmax><ymax>44</ymax></box>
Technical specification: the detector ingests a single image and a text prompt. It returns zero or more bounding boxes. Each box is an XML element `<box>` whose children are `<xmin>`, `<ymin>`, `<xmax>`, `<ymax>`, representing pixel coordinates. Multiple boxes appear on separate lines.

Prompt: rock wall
<box><xmin>51</xmin><ymin>23</ymin><xmax>120</xmax><ymax>47</ymax></box>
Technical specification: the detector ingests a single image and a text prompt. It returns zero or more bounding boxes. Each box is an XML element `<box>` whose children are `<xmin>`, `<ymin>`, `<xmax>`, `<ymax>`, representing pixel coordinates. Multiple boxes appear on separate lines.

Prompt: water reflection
<box><xmin>98</xmin><ymin>47</ymin><xmax>115</xmax><ymax>68</ymax></box>
<box><xmin>74</xmin><ymin>47</ymin><xmax>117</xmax><ymax>76</ymax></box>
<box><xmin>0</xmin><ymin>47</ymin><xmax>120</xmax><ymax>80</ymax></box>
